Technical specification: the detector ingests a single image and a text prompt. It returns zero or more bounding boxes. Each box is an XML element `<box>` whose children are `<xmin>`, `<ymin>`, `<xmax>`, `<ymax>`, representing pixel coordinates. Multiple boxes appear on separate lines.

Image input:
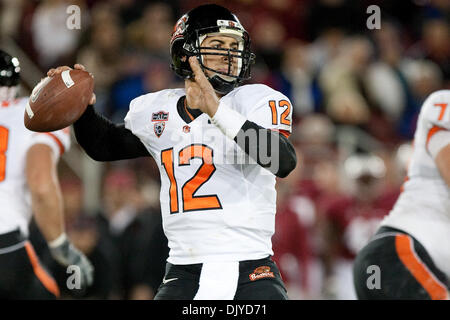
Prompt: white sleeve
<box><xmin>124</xmin><ymin>94</ymin><xmax>153</xmax><ymax>136</ymax></box>
<box><xmin>212</xmin><ymin>86</ymin><xmax>293</xmax><ymax>139</ymax></box>
<box><xmin>29</xmin><ymin>127</ymin><xmax>71</xmax><ymax>160</ymax></box>
<box><xmin>123</xmin><ymin>93</ymin><xmax>158</xmax><ymax>159</ymax></box>
<box><xmin>423</xmin><ymin>90</ymin><xmax>450</xmax><ymax>129</ymax></box>
<box><xmin>422</xmin><ymin>90</ymin><xmax>450</xmax><ymax>156</ymax></box>
<box><xmin>244</xmin><ymin>89</ymin><xmax>293</xmax><ymax>135</ymax></box>
<box><xmin>124</xmin><ymin>100</ymin><xmax>136</xmax><ymax>133</ymax></box>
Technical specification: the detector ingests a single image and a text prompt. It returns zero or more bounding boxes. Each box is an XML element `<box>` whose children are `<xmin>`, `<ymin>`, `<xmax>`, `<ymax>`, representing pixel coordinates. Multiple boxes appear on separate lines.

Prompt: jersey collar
<box><xmin>176</xmin><ymin>96</ymin><xmax>203</xmax><ymax>124</ymax></box>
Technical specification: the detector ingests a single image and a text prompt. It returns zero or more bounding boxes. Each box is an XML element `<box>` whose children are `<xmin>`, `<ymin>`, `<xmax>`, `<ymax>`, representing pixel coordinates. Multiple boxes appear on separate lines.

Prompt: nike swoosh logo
<box><xmin>162</xmin><ymin>277</ymin><xmax>178</xmax><ymax>284</ymax></box>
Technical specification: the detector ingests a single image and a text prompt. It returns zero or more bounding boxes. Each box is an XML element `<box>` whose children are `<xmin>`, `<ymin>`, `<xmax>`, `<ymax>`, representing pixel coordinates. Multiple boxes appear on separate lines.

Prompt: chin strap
<box><xmin>207</xmin><ymin>74</ymin><xmax>237</xmax><ymax>95</ymax></box>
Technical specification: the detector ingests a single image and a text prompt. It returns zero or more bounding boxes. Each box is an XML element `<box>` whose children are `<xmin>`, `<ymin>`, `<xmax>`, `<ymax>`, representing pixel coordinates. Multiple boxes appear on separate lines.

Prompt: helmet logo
<box><xmin>217</xmin><ymin>19</ymin><xmax>242</xmax><ymax>29</ymax></box>
<box><xmin>171</xmin><ymin>14</ymin><xmax>188</xmax><ymax>44</ymax></box>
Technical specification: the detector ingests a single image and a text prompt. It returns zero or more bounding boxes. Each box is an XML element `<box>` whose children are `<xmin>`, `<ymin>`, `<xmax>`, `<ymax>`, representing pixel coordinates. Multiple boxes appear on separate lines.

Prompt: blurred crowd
<box><xmin>0</xmin><ymin>0</ymin><xmax>449</xmax><ymax>299</ymax></box>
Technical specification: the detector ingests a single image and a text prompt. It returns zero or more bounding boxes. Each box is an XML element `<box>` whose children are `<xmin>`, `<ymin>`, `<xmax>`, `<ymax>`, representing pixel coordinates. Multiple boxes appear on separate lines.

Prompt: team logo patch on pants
<box><xmin>249</xmin><ymin>266</ymin><xmax>274</xmax><ymax>281</ymax></box>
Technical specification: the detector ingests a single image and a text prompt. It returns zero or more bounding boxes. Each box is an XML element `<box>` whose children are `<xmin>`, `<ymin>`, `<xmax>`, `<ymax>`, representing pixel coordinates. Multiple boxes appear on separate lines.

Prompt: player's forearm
<box><xmin>31</xmin><ymin>182</ymin><xmax>65</xmax><ymax>242</ymax></box>
<box><xmin>26</xmin><ymin>144</ymin><xmax>64</xmax><ymax>243</ymax></box>
<box><xmin>234</xmin><ymin>121</ymin><xmax>297</xmax><ymax>178</ymax></box>
<box><xmin>210</xmin><ymin>101</ymin><xmax>296</xmax><ymax>178</ymax></box>
<box><xmin>73</xmin><ymin>106</ymin><xmax>150</xmax><ymax>161</ymax></box>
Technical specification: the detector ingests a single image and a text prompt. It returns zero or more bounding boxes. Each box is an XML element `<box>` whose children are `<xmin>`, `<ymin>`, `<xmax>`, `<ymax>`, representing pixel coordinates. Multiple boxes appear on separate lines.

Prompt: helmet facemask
<box><xmin>187</xmin><ymin>25</ymin><xmax>255</xmax><ymax>95</ymax></box>
<box><xmin>195</xmin><ymin>26</ymin><xmax>249</xmax><ymax>81</ymax></box>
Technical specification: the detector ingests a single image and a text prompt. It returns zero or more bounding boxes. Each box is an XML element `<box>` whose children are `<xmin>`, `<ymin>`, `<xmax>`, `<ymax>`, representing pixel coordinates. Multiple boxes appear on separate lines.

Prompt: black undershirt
<box><xmin>73</xmin><ymin>98</ymin><xmax>296</xmax><ymax>178</ymax></box>
<box><xmin>73</xmin><ymin>107</ymin><xmax>149</xmax><ymax>161</ymax></box>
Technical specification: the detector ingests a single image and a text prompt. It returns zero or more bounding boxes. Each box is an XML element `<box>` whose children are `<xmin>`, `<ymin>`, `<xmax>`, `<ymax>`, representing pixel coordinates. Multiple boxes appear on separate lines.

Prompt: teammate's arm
<box><xmin>26</xmin><ymin>144</ymin><xmax>64</xmax><ymax>242</ymax></box>
<box><xmin>25</xmin><ymin>143</ymin><xmax>94</xmax><ymax>288</ymax></box>
<box><xmin>73</xmin><ymin>106</ymin><xmax>150</xmax><ymax>161</ymax></box>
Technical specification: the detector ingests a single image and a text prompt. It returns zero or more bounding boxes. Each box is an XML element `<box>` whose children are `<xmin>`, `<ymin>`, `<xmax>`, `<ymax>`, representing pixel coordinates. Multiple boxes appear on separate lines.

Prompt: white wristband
<box><xmin>211</xmin><ymin>101</ymin><xmax>247</xmax><ymax>140</ymax></box>
<box><xmin>48</xmin><ymin>232</ymin><xmax>67</xmax><ymax>249</ymax></box>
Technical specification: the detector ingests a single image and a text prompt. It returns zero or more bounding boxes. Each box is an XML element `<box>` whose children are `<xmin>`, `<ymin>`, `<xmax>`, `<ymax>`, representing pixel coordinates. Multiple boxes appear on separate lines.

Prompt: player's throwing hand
<box><xmin>185</xmin><ymin>56</ymin><xmax>219</xmax><ymax>117</ymax></box>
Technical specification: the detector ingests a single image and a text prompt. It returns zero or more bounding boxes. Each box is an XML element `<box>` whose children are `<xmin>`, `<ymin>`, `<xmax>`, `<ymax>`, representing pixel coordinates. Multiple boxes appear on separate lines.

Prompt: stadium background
<box><xmin>0</xmin><ymin>0</ymin><xmax>448</xmax><ymax>299</ymax></box>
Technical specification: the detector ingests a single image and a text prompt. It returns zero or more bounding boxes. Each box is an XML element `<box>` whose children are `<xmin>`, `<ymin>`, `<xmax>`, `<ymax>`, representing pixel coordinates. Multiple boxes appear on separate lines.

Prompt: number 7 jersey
<box><xmin>380</xmin><ymin>90</ymin><xmax>450</xmax><ymax>277</ymax></box>
<box><xmin>125</xmin><ymin>84</ymin><xmax>293</xmax><ymax>264</ymax></box>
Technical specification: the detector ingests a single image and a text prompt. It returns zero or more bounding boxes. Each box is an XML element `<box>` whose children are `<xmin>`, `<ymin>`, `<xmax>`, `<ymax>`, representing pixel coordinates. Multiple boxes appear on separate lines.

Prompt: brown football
<box><xmin>24</xmin><ymin>69</ymin><xmax>94</xmax><ymax>132</ymax></box>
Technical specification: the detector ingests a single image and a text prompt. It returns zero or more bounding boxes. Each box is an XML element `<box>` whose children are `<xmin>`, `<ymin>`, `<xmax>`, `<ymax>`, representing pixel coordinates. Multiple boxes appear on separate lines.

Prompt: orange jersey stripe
<box><xmin>41</xmin><ymin>132</ymin><xmax>65</xmax><ymax>155</ymax></box>
<box><xmin>426</xmin><ymin>126</ymin><xmax>446</xmax><ymax>151</ymax></box>
<box><xmin>271</xmin><ymin>129</ymin><xmax>290</xmax><ymax>138</ymax></box>
<box><xmin>183</xmin><ymin>99</ymin><xmax>195</xmax><ymax>121</ymax></box>
<box><xmin>395</xmin><ymin>234</ymin><xmax>448</xmax><ymax>300</ymax></box>
<box><xmin>24</xmin><ymin>242</ymin><xmax>60</xmax><ymax>298</ymax></box>
<box><xmin>399</xmin><ymin>176</ymin><xmax>409</xmax><ymax>193</ymax></box>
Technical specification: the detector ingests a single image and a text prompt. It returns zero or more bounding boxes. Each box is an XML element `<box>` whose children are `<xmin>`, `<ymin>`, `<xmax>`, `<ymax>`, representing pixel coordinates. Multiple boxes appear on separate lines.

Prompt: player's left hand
<box><xmin>47</xmin><ymin>64</ymin><xmax>96</xmax><ymax>105</ymax></box>
<box><xmin>49</xmin><ymin>235</ymin><xmax>94</xmax><ymax>289</ymax></box>
<box><xmin>185</xmin><ymin>56</ymin><xmax>219</xmax><ymax>117</ymax></box>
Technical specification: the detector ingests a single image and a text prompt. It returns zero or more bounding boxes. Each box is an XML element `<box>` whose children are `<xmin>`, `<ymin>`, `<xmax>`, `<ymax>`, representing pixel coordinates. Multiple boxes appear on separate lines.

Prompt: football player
<box><xmin>353</xmin><ymin>90</ymin><xmax>450</xmax><ymax>300</ymax></box>
<box><xmin>0</xmin><ymin>50</ymin><xmax>93</xmax><ymax>299</ymax></box>
<box><xmin>49</xmin><ymin>4</ymin><xmax>297</xmax><ymax>299</ymax></box>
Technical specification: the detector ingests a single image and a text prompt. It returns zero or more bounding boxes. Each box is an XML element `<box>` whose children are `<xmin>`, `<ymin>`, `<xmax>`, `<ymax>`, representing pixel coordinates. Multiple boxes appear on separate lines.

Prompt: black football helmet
<box><xmin>170</xmin><ymin>4</ymin><xmax>255</xmax><ymax>95</ymax></box>
<box><xmin>0</xmin><ymin>50</ymin><xmax>20</xmax><ymax>87</ymax></box>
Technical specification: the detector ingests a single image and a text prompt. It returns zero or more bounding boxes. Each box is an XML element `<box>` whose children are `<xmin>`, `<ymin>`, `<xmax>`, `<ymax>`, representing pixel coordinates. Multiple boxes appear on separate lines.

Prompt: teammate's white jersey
<box><xmin>0</xmin><ymin>97</ymin><xmax>70</xmax><ymax>237</ymax></box>
<box><xmin>381</xmin><ymin>90</ymin><xmax>450</xmax><ymax>277</ymax></box>
<box><xmin>125</xmin><ymin>84</ymin><xmax>292</xmax><ymax>264</ymax></box>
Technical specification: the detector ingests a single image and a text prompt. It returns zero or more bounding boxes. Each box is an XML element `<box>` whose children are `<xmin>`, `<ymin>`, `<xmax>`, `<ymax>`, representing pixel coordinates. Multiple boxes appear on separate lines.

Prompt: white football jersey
<box><xmin>380</xmin><ymin>90</ymin><xmax>450</xmax><ymax>277</ymax></box>
<box><xmin>125</xmin><ymin>84</ymin><xmax>293</xmax><ymax>264</ymax></box>
<box><xmin>0</xmin><ymin>97</ymin><xmax>71</xmax><ymax>237</ymax></box>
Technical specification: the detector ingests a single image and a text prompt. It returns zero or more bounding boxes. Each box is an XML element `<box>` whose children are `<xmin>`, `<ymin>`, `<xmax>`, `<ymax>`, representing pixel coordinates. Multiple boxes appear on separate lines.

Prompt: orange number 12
<box><xmin>269</xmin><ymin>100</ymin><xmax>291</xmax><ymax>126</ymax></box>
<box><xmin>161</xmin><ymin>144</ymin><xmax>222</xmax><ymax>214</ymax></box>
